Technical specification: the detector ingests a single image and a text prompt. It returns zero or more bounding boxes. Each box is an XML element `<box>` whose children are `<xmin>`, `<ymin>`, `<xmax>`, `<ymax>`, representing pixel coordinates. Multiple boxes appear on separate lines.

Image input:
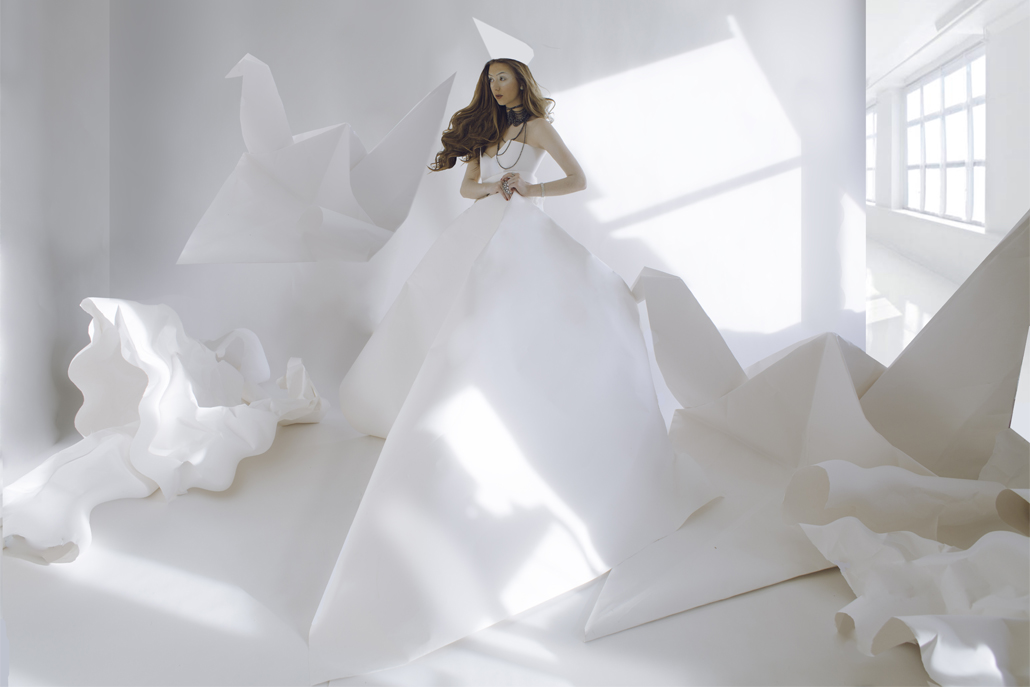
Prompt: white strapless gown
<box><xmin>309</xmin><ymin>141</ymin><xmax>711</xmax><ymax>681</ymax></box>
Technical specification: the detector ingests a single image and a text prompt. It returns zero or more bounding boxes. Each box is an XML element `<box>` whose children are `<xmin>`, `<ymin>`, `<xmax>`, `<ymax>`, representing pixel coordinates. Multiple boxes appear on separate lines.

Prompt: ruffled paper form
<box><xmin>177</xmin><ymin>54</ymin><xmax>454</xmax><ymax>264</ymax></box>
<box><xmin>586</xmin><ymin>212</ymin><xmax>1029</xmax><ymax>683</ymax></box>
<box><xmin>2</xmin><ymin>298</ymin><xmax>325</xmax><ymax>564</ymax></box>
<box><xmin>803</xmin><ymin>519</ymin><xmax>1028</xmax><ymax>686</ymax></box>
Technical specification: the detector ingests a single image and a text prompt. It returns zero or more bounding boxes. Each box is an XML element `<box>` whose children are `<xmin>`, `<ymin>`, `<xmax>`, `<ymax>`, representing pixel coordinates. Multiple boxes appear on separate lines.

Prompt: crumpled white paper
<box><xmin>2</xmin><ymin>298</ymin><xmax>324</xmax><ymax>564</ymax></box>
<box><xmin>802</xmin><ymin>518</ymin><xmax>1028</xmax><ymax>686</ymax></box>
<box><xmin>586</xmin><ymin>212</ymin><xmax>1029</xmax><ymax>684</ymax></box>
<box><xmin>177</xmin><ymin>53</ymin><xmax>454</xmax><ymax>264</ymax></box>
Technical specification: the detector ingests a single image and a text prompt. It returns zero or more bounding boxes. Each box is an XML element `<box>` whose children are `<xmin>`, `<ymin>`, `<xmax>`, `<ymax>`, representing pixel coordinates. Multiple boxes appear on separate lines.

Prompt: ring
<box><xmin>502</xmin><ymin>180</ymin><xmax>510</xmax><ymax>194</ymax></box>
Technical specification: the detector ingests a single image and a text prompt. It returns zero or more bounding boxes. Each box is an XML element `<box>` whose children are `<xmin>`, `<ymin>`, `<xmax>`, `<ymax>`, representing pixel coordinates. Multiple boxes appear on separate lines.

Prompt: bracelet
<box><xmin>540</xmin><ymin>182</ymin><xmax>546</xmax><ymax>198</ymax></box>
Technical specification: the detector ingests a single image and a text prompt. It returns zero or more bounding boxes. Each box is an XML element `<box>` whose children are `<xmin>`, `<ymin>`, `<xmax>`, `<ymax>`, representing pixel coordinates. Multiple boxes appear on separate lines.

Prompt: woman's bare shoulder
<box><xmin>526</xmin><ymin>117</ymin><xmax>559</xmax><ymax>147</ymax></box>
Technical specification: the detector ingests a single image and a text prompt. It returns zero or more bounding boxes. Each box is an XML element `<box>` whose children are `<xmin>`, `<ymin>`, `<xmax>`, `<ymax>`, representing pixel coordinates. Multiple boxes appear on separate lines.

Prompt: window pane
<box><xmin>867</xmin><ymin>170</ymin><xmax>875</xmax><ymax>201</ymax></box>
<box><xmin>946</xmin><ymin>110</ymin><xmax>967</xmax><ymax>163</ymax></box>
<box><xmin>925</xmin><ymin>117</ymin><xmax>941</xmax><ymax>164</ymax></box>
<box><xmin>946</xmin><ymin>167</ymin><xmax>967</xmax><ymax>218</ymax></box>
<box><xmin>907</xmin><ymin>88</ymin><xmax>921</xmax><ymax>120</ymax></box>
<box><xmin>908</xmin><ymin>169</ymin><xmax>922</xmax><ymax>209</ymax></box>
<box><xmin>866</xmin><ymin>111</ymin><xmax>875</xmax><ymax>135</ymax></box>
<box><xmin>973</xmin><ymin>104</ymin><xmax>985</xmax><ymax>160</ymax></box>
<box><xmin>867</xmin><ymin>137</ymin><xmax>876</xmax><ymax>168</ymax></box>
<box><xmin>908</xmin><ymin>124</ymin><xmax>921</xmax><ymax>165</ymax></box>
<box><xmin>973</xmin><ymin>166</ymin><xmax>985</xmax><ymax>223</ymax></box>
<box><xmin>971</xmin><ymin>55</ymin><xmax>986</xmax><ymax>99</ymax></box>
<box><xmin>923</xmin><ymin>78</ymin><xmax>941</xmax><ymax>115</ymax></box>
<box><xmin>944</xmin><ymin>66</ymin><xmax>967</xmax><ymax>108</ymax></box>
<box><xmin>926</xmin><ymin>167</ymin><xmax>941</xmax><ymax>214</ymax></box>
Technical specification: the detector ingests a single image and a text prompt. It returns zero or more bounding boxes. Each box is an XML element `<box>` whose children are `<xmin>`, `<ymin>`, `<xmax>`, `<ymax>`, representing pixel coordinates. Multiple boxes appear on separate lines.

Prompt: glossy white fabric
<box><xmin>312</xmin><ymin>143</ymin><xmax>713</xmax><ymax>681</ymax></box>
<box><xmin>2</xmin><ymin>298</ymin><xmax>324</xmax><ymax>564</ymax></box>
<box><xmin>177</xmin><ymin>53</ymin><xmax>454</xmax><ymax>264</ymax></box>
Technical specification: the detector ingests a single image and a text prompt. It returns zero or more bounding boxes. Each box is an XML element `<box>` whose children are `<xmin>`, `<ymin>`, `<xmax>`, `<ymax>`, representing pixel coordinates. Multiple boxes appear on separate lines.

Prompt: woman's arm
<box><xmin>460</xmin><ymin>157</ymin><xmax>507</xmax><ymax>200</ymax></box>
<box><xmin>510</xmin><ymin>119</ymin><xmax>587</xmax><ymax>198</ymax></box>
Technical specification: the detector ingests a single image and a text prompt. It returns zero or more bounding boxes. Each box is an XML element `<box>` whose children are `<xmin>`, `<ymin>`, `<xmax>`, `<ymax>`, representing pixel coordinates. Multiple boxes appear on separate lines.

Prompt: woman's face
<box><xmin>488</xmin><ymin>63</ymin><xmax>522</xmax><ymax>109</ymax></box>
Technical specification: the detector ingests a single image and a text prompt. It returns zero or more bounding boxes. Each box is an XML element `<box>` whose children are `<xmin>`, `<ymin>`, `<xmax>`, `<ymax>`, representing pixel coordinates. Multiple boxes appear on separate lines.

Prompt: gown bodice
<box><xmin>479</xmin><ymin>140</ymin><xmax>547</xmax><ymax>186</ymax></box>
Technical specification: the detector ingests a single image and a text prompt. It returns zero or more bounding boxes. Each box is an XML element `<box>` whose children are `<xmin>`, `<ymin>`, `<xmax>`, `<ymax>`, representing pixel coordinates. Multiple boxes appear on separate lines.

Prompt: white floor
<box><xmin>2</xmin><ymin>239</ymin><xmax>1011</xmax><ymax>686</ymax></box>
<box><xmin>2</xmin><ymin>409</ymin><xmax>931</xmax><ymax>687</ymax></box>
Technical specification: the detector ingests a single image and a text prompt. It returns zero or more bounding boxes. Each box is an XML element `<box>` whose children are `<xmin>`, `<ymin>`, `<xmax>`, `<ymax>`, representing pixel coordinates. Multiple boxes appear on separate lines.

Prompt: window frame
<box><xmin>903</xmin><ymin>44</ymin><xmax>986</xmax><ymax>226</ymax></box>
<box><xmin>866</xmin><ymin>105</ymin><xmax>876</xmax><ymax>203</ymax></box>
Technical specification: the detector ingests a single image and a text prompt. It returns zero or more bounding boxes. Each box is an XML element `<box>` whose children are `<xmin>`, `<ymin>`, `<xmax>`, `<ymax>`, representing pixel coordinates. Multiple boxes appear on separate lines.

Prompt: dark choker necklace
<box><xmin>506</xmin><ymin>107</ymin><xmax>529</xmax><ymax>126</ymax></box>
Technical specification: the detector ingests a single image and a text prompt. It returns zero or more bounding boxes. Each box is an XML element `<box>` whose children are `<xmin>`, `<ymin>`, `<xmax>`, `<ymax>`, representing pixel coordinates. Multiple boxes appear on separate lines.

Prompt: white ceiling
<box><xmin>866</xmin><ymin>0</ymin><xmax>1028</xmax><ymax>93</ymax></box>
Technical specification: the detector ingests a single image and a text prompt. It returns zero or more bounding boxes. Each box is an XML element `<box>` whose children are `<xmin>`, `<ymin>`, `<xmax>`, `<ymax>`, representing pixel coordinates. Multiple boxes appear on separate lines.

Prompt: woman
<box><xmin>309</xmin><ymin>59</ymin><xmax>710</xmax><ymax>682</ymax></box>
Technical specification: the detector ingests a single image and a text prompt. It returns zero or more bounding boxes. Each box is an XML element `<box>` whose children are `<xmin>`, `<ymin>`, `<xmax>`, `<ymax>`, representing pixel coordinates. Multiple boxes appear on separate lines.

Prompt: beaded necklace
<box><xmin>495</xmin><ymin>107</ymin><xmax>529</xmax><ymax>170</ymax></box>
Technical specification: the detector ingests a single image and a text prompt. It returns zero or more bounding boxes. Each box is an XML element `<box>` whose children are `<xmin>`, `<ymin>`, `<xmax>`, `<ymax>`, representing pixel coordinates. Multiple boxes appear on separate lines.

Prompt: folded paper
<box><xmin>860</xmin><ymin>211</ymin><xmax>1029</xmax><ymax>480</ymax></box>
<box><xmin>312</xmin><ymin>192</ymin><xmax>715</xmax><ymax>681</ymax></box>
<box><xmin>802</xmin><ymin>518</ymin><xmax>1028</xmax><ymax>686</ymax></box>
<box><xmin>177</xmin><ymin>54</ymin><xmax>454</xmax><ymax>264</ymax></box>
<box><xmin>2</xmin><ymin>298</ymin><xmax>324</xmax><ymax>564</ymax></box>
<box><xmin>586</xmin><ymin>213</ymin><xmax>1028</xmax><ymax>683</ymax></box>
<box><xmin>585</xmin><ymin>332</ymin><xmax>924</xmax><ymax>641</ymax></box>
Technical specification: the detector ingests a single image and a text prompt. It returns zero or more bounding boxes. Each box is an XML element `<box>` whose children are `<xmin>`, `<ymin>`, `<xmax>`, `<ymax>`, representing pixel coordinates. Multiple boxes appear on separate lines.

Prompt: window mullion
<box><xmin>937</xmin><ymin>70</ymin><xmax>945</xmax><ymax>215</ymax></box>
<box><xmin>966</xmin><ymin>63</ymin><xmax>973</xmax><ymax>221</ymax></box>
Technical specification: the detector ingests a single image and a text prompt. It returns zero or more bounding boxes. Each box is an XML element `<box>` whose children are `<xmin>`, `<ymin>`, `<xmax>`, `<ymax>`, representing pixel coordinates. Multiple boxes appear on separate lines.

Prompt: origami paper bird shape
<box><xmin>178</xmin><ymin>54</ymin><xmax>455</xmax><ymax>264</ymax></box>
<box><xmin>586</xmin><ymin>210</ymin><xmax>1029</xmax><ymax>684</ymax></box>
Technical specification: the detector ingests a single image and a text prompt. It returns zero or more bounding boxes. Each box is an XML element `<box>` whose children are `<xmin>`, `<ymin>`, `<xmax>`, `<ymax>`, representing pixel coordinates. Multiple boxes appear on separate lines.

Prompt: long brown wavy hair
<box><xmin>429</xmin><ymin>59</ymin><xmax>554</xmax><ymax>171</ymax></box>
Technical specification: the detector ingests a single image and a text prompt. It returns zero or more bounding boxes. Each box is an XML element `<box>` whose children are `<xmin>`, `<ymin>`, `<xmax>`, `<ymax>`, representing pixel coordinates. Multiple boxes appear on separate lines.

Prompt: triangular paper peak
<box><xmin>474</xmin><ymin>18</ymin><xmax>534</xmax><ymax>64</ymax></box>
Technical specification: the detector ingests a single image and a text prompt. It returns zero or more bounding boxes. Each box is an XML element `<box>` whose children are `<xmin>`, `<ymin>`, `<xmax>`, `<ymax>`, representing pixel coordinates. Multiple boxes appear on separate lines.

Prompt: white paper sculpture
<box><xmin>860</xmin><ymin>212</ymin><xmax>1030</xmax><ymax>480</ymax></box>
<box><xmin>586</xmin><ymin>211</ymin><xmax>1029</xmax><ymax>684</ymax></box>
<box><xmin>584</xmin><ymin>331</ymin><xmax>930</xmax><ymax>640</ymax></box>
<box><xmin>312</xmin><ymin>181</ymin><xmax>714</xmax><ymax>678</ymax></box>
<box><xmin>473</xmin><ymin>18</ymin><xmax>535</xmax><ymax>63</ymax></box>
<box><xmin>177</xmin><ymin>54</ymin><xmax>455</xmax><ymax>264</ymax></box>
<box><xmin>2</xmin><ymin>298</ymin><xmax>324</xmax><ymax>564</ymax></box>
<box><xmin>802</xmin><ymin>520</ymin><xmax>1028</xmax><ymax>686</ymax></box>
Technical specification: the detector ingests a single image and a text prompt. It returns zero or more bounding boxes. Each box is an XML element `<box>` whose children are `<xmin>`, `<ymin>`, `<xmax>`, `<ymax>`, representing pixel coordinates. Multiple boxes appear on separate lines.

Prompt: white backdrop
<box><xmin>1</xmin><ymin>0</ymin><xmax>864</xmax><ymax>471</ymax></box>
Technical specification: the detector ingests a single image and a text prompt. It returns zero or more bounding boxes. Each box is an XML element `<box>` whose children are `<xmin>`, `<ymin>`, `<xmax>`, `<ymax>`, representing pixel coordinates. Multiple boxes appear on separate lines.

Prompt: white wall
<box><xmin>985</xmin><ymin>13</ymin><xmax>1030</xmax><ymax>236</ymax></box>
<box><xmin>3</xmin><ymin>0</ymin><xmax>865</xmax><ymax>462</ymax></box>
<box><xmin>1</xmin><ymin>0</ymin><xmax>110</xmax><ymax>470</ymax></box>
<box><xmin>867</xmin><ymin>9</ymin><xmax>1029</xmax><ymax>279</ymax></box>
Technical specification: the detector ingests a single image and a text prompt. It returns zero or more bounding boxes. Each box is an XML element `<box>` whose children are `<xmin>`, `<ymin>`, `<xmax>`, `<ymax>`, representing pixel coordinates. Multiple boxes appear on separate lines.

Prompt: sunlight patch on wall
<box><xmin>553</xmin><ymin>16</ymin><xmax>801</xmax><ymax>226</ymax></box>
<box><xmin>614</xmin><ymin>168</ymin><xmax>802</xmax><ymax>334</ymax></box>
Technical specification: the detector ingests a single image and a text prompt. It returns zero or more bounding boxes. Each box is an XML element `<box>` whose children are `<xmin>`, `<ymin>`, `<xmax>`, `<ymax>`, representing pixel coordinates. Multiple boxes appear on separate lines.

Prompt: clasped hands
<box><xmin>497</xmin><ymin>172</ymin><xmax>527</xmax><ymax>201</ymax></box>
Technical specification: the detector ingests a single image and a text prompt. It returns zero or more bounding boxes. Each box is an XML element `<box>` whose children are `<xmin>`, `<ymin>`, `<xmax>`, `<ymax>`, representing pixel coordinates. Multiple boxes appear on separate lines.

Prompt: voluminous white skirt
<box><xmin>309</xmin><ymin>193</ymin><xmax>711</xmax><ymax>680</ymax></box>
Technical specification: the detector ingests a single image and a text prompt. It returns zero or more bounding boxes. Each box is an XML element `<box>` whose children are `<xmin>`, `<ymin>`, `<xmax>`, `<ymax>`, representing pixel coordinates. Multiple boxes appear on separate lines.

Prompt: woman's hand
<box><xmin>501</xmin><ymin>172</ymin><xmax>528</xmax><ymax>199</ymax></box>
<box><xmin>489</xmin><ymin>179</ymin><xmax>509</xmax><ymax>200</ymax></box>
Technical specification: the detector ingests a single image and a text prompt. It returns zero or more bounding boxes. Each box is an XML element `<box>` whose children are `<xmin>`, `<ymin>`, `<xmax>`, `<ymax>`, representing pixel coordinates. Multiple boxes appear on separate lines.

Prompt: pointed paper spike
<box><xmin>350</xmin><ymin>73</ymin><xmax>455</xmax><ymax>232</ymax></box>
<box><xmin>861</xmin><ymin>210</ymin><xmax>1030</xmax><ymax>479</ymax></box>
<box><xmin>632</xmin><ymin>267</ymin><xmax>746</xmax><ymax>408</ymax></box>
<box><xmin>473</xmin><ymin>18</ymin><xmax>534</xmax><ymax>63</ymax></box>
<box><xmin>226</xmin><ymin>53</ymin><xmax>293</xmax><ymax>155</ymax></box>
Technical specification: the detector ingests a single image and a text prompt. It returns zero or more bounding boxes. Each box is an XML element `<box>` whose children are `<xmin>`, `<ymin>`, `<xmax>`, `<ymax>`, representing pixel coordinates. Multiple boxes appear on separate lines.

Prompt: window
<box><xmin>904</xmin><ymin>46</ymin><xmax>985</xmax><ymax>225</ymax></box>
<box><xmin>866</xmin><ymin>106</ymin><xmax>876</xmax><ymax>202</ymax></box>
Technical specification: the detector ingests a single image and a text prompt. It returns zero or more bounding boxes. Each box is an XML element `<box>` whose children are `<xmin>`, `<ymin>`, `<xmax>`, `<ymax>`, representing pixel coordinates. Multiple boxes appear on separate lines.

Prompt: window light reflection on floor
<box><xmin>433</xmin><ymin>387</ymin><xmax>606</xmax><ymax>614</ymax></box>
<box><xmin>49</xmin><ymin>546</ymin><xmax>264</xmax><ymax>636</ymax></box>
